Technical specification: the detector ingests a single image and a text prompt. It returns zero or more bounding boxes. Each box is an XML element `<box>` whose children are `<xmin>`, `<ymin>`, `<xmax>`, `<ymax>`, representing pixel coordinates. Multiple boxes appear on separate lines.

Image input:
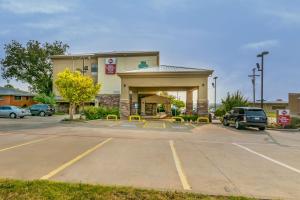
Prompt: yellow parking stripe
<box><xmin>169</xmin><ymin>140</ymin><xmax>191</xmax><ymax>190</ymax></box>
<box><xmin>40</xmin><ymin>138</ymin><xmax>112</xmax><ymax>180</ymax></box>
<box><xmin>162</xmin><ymin>122</ymin><xmax>166</xmax><ymax>129</ymax></box>
<box><xmin>143</xmin><ymin>121</ymin><xmax>148</xmax><ymax>128</ymax></box>
<box><xmin>0</xmin><ymin>136</ymin><xmax>58</xmax><ymax>153</ymax></box>
<box><xmin>190</xmin><ymin>123</ymin><xmax>197</xmax><ymax>128</ymax></box>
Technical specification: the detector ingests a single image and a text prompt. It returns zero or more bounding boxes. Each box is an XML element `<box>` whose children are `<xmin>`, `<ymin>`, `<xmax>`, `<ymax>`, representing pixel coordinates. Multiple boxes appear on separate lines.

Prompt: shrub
<box><xmin>83</xmin><ymin>106</ymin><xmax>119</xmax><ymax>120</ymax></box>
<box><xmin>215</xmin><ymin>107</ymin><xmax>226</xmax><ymax>117</ymax></box>
<box><xmin>171</xmin><ymin>108</ymin><xmax>181</xmax><ymax>116</ymax></box>
<box><xmin>180</xmin><ymin>115</ymin><xmax>198</xmax><ymax>122</ymax></box>
<box><xmin>285</xmin><ymin>117</ymin><xmax>300</xmax><ymax>129</ymax></box>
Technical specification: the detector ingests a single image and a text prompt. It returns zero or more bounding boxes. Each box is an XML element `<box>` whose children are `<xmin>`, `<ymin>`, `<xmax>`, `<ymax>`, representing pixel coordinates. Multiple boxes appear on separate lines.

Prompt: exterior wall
<box><xmin>97</xmin><ymin>94</ymin><xmax>120</xmax><ymax>107</ymax></box>
<box><xmin>0</xmin><ymin>95</ymin><xmax>35</xmax><ymax>107</ymax></box>
<box><xmin>97</xmin><ymin>56</ymin><xmax>158</xmax><ymax>94</ymax></box>
<box><xmin>289</xmin><ymin>93</ymin><xmax>300</xmax><ymax>115</ymax></box>
<box><xmin>253</xmin><ymin>103</ymin><xmax>288</xmax><ymax>113</ymax></box>
<box><xmin>52</xmin><ymin>57</ymin><xmax>98</xmax><ymax>95</ymax></box>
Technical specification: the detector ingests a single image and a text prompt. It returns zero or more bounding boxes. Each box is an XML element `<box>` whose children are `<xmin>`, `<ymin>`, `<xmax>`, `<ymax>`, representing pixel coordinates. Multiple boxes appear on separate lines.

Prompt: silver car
<box><xmin>0</xmin><ymin>106</ymin><xmax>31</xmax><ymax>118</ymax></box>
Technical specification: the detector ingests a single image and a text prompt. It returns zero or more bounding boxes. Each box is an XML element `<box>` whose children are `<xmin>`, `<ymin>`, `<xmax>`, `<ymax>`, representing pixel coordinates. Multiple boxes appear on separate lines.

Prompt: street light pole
<box><xmin>248</xmin><ymin>68</ymin><xmax>260</xmax><ymax>105</ymax></box>
<box><xmin>212</xmin><ymin>76</ymin><xmax>218</xmax><ymax>114</ymax></box>
<box><xmin>256</xmin><ymin>51</ymin><xmax>269</xmax><ymax>109</ymax></box>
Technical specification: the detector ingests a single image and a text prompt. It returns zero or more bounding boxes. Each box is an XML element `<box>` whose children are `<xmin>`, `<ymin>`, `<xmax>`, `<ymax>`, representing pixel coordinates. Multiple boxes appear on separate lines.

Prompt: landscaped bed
<box><xmin>0</xmin><ymin>179</ymin><xmax>258</xmax><ymax>200</ymax></box>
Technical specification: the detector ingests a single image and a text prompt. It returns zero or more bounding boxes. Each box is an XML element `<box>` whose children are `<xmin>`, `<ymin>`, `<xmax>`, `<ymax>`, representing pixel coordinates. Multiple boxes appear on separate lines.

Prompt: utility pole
<box><xmin>256</xmin><ymin>51</ymin><xmax>269</xmax><ymax>109</ymax></box>
<box><xmin>248</xmin><ymin>68</ymin><xmax>260</xmax><ymax>105</ymax></box>
<box><xmin>212</xmin><ymin>76</ymin><xmax>218</xmax><ymax>115</ymax></box>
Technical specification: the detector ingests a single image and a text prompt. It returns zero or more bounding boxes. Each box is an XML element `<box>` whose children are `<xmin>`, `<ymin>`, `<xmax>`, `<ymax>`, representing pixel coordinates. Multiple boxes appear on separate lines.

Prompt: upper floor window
<box><xmin>91</xmin><ymin>64</ymin><xmax>98</xmax><ymax>73</ymax></box>
<box><xmin>14</xmin><ymin>96</ymin><xmax>21</xmax><ymax>100</ymax></box>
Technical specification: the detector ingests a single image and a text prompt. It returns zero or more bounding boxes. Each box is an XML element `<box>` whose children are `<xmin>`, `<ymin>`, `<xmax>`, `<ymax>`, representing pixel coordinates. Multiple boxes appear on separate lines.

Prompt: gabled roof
<box><xmin>118</xmin><ymin>65</ymin><xmax>213</xmax><ymax>76</ymax></box>
<box><xmin>0</xmin><ymin>87</ymin><xmax>34</xmax><ymax>96</ymax></box>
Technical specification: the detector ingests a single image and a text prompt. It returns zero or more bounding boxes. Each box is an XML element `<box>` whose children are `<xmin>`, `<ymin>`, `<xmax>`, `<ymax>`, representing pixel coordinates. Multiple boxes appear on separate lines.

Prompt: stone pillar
<box><xmin>197</xmin><ymin>84</ymin><xmax>208</xmax><ymax>116</ymax></box>
<box><xmin>186</xmin><ymin>89</ymin><xmax>193</xmax><ymax>115</ymax></box>
<box><xmin>141</xmin><ymin>100</ymin><xmax>146</xmax><ymax>115</ymax></box>
<box><xmin>120</xmin><ymin>80</ymin><xmax>130</xmax><ymax>119</ymax></box>
<box><xmin>131</xmin><ymin>90</ymin><xmax>138</xmax><ymax>115</ymax></box>
<box><xmin>165</xmin><ymin>104</ymin><xmax>172</xmax><ymax>116</ymax></box>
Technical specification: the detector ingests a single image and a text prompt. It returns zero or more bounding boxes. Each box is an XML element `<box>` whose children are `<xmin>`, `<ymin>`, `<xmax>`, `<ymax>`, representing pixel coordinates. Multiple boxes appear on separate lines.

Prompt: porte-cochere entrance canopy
<box><xmin>117</xmin><ymin>65</ymin><xmax>213</xmax><ymax>118</ymax></box>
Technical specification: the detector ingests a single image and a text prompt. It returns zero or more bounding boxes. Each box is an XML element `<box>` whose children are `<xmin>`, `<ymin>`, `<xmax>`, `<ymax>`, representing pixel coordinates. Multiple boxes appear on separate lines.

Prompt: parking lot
<box><xmin>0</xmin><ymin>116</ymin><xmax>300</xmax><ymax>199</ymax></box>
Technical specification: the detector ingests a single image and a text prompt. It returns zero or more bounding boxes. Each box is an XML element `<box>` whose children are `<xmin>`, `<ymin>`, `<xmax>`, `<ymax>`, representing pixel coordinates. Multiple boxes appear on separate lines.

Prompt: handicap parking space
<box><xmin>87</xmin><ymin>119</ymin><xmax>201</xmax><ymax>132</ymax></box>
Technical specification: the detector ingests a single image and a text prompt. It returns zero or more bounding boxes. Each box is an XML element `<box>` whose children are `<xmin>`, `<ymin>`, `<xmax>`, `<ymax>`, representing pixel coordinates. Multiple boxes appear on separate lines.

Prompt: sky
<box><xmin>0</xmin><ymin>0</ymin><xmax>299</xmax><ymax>103</ymax></box>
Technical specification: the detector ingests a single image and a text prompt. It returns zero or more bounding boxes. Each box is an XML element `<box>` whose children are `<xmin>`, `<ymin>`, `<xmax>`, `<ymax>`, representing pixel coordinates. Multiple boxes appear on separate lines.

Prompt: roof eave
<box><xmin>117</xmin><ymin>70</ymin><xmax>214</xmax><ymax>77</ymax></box>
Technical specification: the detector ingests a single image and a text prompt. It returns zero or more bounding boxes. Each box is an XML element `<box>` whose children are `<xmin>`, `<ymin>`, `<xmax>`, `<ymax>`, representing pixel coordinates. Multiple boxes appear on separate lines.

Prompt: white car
<box><xmin>0</xmin><ymin>105</ymin><xmax>31</xmax><ymax>118</ymax></box>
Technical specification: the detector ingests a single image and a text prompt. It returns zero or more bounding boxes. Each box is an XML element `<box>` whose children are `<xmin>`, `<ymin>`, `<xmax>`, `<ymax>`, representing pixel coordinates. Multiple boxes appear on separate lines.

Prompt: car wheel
<box><xmin>235</xmin><ymin>121</ymin><xmax>242</xmax><ymax>129</ymax></box>
<box><xmin>39</xmin><ymin>111</ymin><xmax>46</xmax><ymax>117</ymax></box>
<box><xmin>259</xmin><ymin>127</ymin><xmax>266</xmax><ymax>131</ymax></box>
<box><xmin>223</xmin><ymin>118</ymin><xmax>229</xmax><ymax>126</ymax></box>
<box><xmin>10</xmin><ymin>113</ymin><xmax>17</xmax><ymax>119</ymax></box>
<box><xmin>20</xmin><ymin>116</ymin><xmax>24</xmax><ymax>118</ymax></box>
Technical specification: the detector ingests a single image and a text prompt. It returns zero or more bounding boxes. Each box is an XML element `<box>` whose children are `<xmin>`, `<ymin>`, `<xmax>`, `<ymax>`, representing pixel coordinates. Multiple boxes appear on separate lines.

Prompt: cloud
<box><xmin>0</xmin><ymin>0</ymin><xmax>73</xmax><ymax>14</ymax></box>
<box><xmin>263</xmin><ymin>9</ymin><xmax>300</xmax><ymax>24</ymax></box>
<box><xmin>242</xmin><ymin>40</ymin><xmax>279</xmax><ymax>50</ymax></box>
<box><xmin>0</xmin><ymin>29</ymin><xmax>9</xmax><ymax>35</ymax></box>
<box><xmin>149</xmin><ymin>0</ymin><xmax>190</xmax><ymax>11</ymax></box>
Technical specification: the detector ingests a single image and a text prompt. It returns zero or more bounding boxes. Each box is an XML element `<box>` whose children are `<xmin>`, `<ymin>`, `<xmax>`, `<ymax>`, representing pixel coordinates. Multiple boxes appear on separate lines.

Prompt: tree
<box><xmin>158</xmin><ymin>92</ymin><xmax>185</xmax><ymax>109</ymax></box>
<box><xmin>55</xmin><ymin>69</ymin><xmax>101</xmax><ymax>120</ymax></box>
<box><xmin>3</xmin><ymin>84</ymin><xmax>14</xmax><ymax>88</ymax></box>
<box><xmin>1</xmin><ymin>40</ymin><xmax>69</xmax><ymax>95</ymax></box>
<box><xmin>216</xmin><ymin>91</ymin><xmax>249</xmax><ymax>116</ymax></box>
<box><xmin>171</xmin><ymin>97</ymin><xmax>185</xmax><ymax>109</ymax></box>
<box><xmin>33</xmin><ymin>93</ymin><xmax>56</xmax><ymax>106</ymax></box>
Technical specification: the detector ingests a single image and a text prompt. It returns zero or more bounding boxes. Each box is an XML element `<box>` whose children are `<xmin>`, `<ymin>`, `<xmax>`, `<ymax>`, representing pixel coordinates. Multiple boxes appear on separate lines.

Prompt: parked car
<box><xmin>0</xmin><ymin>105</ymin><xmax>31</xmax><ymax>118</ymax></box>
<box><xmin>222</xmin><ymin>107</ymin><xmax>267</xmax><ymax>130</ymax></box>
<box><xmin>29</xmin><ymin>104</ymin><xmax>55</xmax><ymax>116</ymax></box>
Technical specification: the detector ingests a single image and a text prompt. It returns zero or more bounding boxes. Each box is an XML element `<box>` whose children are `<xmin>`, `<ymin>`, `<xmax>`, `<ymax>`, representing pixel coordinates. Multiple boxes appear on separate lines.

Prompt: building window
<box><xmin>91</xmin><ymin>63</ymin><xmax>98</xmax><ymax>73</ymax></box>
<box><xmin>14</xmin><ymin>96</ymin><xmax>21</xmax><ymax>100</ymax></box>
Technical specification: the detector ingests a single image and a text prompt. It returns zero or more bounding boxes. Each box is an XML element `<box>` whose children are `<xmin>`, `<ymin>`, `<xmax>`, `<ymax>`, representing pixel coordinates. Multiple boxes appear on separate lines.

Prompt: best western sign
<box><xmin>105</xmin><ymin>58</ymin><xmax>117</xmax><ymax>74</ymax></box>
<box><xmin>277</xmin><ymin>109</ymin><xmax>291</xmax><ymax>127</ymax></box>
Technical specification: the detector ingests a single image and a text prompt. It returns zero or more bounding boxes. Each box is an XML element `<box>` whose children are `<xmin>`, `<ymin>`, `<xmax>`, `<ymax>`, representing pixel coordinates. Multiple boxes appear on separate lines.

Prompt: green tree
<box><xmin>171</xmin><ymin>97</ymin><xmax>185</xmax><ymax>109</ymax></box>
<box><xmin>3</xmin><ymin>84</ymin><xmax>14</xmax><ymax>88</ymax></box>
<box><xmin>1</xmin><ymin>40</ymin><xmax>69</xmax><ymax>95</ymax></box>
<box><xmin>55</xmin><ymin>69</ymin><xmax>101</xmax><ymax>120</ymax></box>
<box><xmin>216</xmin><ymin>91</ymin><xmax>249</xmax><ymax>116</ymax></box>
<box><xmin>33</xmin><ymin>93</ymin><xmax>56</xmax><ymax>106</ymax></box>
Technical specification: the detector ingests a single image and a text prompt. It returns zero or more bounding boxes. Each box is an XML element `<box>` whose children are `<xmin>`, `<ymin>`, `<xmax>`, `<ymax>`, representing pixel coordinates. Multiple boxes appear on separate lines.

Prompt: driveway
<box><xmin>0</xmin><ymin>118</ymin><xmax>299</xmax><ymax>199</ymax></box>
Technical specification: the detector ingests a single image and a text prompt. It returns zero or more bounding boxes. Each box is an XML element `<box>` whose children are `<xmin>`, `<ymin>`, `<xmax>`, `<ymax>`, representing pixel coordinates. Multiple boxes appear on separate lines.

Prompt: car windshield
<box><xmin>245</xmin><ymin>109</ymin><xmax>266</xmax><ymax>117</ymax></box>
<box><xmin>10</xmin><ymin>106</ymin><xmax>20</xmax><ymax>109</ymax></box>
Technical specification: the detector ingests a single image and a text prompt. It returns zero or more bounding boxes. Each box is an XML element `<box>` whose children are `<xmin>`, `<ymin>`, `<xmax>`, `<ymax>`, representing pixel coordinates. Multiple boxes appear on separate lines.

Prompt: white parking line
<box><xmin>169</xmin><ymin>140</ymin><xmax>191</xmax><ymax>190</ymax></box>
<box><xmin>233</xmin><ymin>143</ymin><xmax>300</xmax><ymax>174</ymax></box>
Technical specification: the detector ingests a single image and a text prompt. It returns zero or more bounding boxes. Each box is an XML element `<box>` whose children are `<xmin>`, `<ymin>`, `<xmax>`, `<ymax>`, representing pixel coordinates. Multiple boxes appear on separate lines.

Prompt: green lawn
<box><xmin>0</xmin><ymin>179</ymin><xmax>258</xmax><ymax>200</ymax></box>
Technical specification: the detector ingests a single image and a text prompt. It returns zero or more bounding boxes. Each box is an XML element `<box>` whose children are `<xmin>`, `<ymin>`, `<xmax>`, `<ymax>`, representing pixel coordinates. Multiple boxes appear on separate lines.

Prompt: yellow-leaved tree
<box><xmin>55</xmin><ymin>69</ymin><xmax>101</xmax><ymax>120</ymax></box>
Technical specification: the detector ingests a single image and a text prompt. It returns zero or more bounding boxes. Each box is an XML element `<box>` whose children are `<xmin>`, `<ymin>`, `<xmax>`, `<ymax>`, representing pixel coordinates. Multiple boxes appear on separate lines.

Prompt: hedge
<box><xmin>83</xmin><ymin>106</ymin><xmax>119</xmax><ymax>120</ymax></box>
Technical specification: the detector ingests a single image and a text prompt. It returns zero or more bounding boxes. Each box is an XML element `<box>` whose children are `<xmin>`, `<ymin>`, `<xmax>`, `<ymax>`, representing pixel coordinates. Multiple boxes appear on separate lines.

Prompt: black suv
<box><xmin>223</xmin><ymin>107</ymin><xmax>267</xmax><ymax>130</ymax></box>
<box><xmin>29</xmin><ymin>104</ymin><xmax>55</xmax><ymax>117</ymax></box>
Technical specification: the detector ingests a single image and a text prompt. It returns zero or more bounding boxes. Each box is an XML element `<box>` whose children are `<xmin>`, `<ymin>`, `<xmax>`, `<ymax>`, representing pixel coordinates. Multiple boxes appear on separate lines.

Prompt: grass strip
<box><xmin>0</xmin><ymin>179</ymin><xmax>259</xmax><ymax>200</ymax></box>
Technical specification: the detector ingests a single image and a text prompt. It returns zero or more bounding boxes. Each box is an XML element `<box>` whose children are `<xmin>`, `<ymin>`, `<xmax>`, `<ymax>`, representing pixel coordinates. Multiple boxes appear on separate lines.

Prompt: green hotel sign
<box><xmin>138</xmin><ymin>61</ymin><xmax>149</xmax><ymax>69</ymax></box>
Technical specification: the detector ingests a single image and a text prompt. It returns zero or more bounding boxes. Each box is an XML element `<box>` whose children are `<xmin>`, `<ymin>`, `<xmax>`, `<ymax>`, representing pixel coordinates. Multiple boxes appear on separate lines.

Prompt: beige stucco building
<box><xmin>289</xmin><ymin>93</ymin><xmax>300</xmax><ymax>115</ymax></box>
<box><xmin>51</xmin><ymin>51</ymin><xmax>213</xmax><ymax>118</ymax></box>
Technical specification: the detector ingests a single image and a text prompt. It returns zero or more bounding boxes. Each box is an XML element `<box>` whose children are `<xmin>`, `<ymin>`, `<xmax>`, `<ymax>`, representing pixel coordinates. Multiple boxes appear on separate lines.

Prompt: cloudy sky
<box><xmin>0</xmin><ymin>0</ymin><xmax>299</xmax><ymax>103</ymax></box>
